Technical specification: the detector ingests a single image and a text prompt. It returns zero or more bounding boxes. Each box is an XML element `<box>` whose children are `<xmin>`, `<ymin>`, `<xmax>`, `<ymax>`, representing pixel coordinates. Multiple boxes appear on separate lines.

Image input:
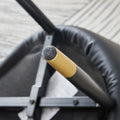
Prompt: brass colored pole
<box><xmin>42</xmin><ymin>46</ymin><xmax>115</xmax><ymax>108</ymax></box>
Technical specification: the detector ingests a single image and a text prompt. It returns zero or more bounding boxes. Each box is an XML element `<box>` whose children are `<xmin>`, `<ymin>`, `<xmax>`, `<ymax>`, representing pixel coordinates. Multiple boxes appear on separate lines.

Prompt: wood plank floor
<box><xmin>0</xmin><ymin>0</ymin><xmax>91</xmax><ymax>62</ymax></box>
<box><xmin>65</xmin><ymin>0</ymin><xmax>120</xmax><ymax>44</ymax></box>
<box><xmin>0</xmin><ymin>0</ymin><xmax>120</xmax><ymax>62</ymax></box>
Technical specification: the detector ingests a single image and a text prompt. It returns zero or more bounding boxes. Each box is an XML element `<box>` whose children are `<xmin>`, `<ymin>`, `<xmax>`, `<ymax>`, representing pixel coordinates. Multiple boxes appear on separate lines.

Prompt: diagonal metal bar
<box><xmin>16</xmin><ymin>0</ymin><xmax>57</xmax><ymax>34</ymax></box>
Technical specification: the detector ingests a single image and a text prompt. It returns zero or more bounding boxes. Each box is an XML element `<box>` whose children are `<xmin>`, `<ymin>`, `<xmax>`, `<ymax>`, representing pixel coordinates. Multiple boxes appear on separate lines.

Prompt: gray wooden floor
<box><xmin>0</xmin><ymin>0</ymin><xmax>120</xmax><ymax>62</ymax></box>
<box><xmin>65</xmin><ymin>0</ymin><xmax>120</xmax><ymax>44</ymax></box>
<box><xmin>1</xmin><ymin>1</ymin><xmax>120</xmax><ymax>119</ymax></box>
<box><xmin>0</xmin><ymin>0</ymin><xmax>91</xmax><ymax>62</ymax></box>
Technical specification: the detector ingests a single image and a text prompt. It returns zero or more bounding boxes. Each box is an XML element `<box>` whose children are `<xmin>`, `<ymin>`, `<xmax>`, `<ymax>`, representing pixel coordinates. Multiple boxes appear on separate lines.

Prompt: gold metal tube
<box><xmin>42</xmin><ymin>46</ymin><xmax>115</xmax><ymax>108</ymax></box>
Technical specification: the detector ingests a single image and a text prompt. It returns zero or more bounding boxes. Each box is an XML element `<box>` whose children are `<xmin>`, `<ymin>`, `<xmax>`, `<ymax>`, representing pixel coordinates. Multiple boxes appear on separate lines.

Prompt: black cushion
<box><xmin>0</xmin><ymin>26</ymin><xmax>120</xmax><ymax>120</ymax></box>
<box><xmin>58</xmin><ymin>26</ymin><xmax>120</xmax><ymax>120</ymax></box>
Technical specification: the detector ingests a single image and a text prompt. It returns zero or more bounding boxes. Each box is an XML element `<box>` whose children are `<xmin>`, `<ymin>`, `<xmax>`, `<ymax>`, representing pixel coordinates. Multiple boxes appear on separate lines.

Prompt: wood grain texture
<box><xmin>0</xmin><ymin>0</ymin><xmax>91</xmax><ymax>62</ymax></box>
<box><xmin>65</xmin><ymin>0</ymin><xmax>120</xmax><ymax>44</ymax></box>
<box><xmin>0</xmin><ymin>0</ymin><xmax>120</xmax><ymax>62</ymax></box>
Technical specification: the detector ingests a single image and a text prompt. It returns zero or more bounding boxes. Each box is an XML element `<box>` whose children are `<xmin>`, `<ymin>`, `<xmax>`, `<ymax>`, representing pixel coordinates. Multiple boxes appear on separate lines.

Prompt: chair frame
<box><xmin>0</xmin><ymin>0</ymin><xmax>111</xmax><ymax>120</ymax></box>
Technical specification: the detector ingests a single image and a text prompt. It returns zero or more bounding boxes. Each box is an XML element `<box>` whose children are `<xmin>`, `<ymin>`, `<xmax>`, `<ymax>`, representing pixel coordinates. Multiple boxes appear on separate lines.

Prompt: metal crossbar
<box><xmin>0</xmin><ymin>96</ymin><xmax>98</xmax><ymax>108</ymax></box>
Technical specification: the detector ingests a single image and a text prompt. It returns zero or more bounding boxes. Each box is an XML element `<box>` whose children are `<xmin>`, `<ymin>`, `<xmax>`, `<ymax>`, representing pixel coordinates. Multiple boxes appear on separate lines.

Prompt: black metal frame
<box><xmin>16</xmin><ymin>0</ymin><xmax>57</xmax><ymax>34</ymax></box>
<box><xmin>0</xmin><ymin>0</ymin><xmax>114</xmax><ymax>120</ymax></box>
<box><xmin>0</xmin><ymin>33</ymin><xmax>98</xmax><ymax>119</ymax></box>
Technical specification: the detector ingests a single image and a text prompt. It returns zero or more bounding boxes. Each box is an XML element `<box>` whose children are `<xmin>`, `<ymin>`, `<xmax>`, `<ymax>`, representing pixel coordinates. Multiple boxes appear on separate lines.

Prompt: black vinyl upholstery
<box><xmin>0</xmin><ymin>26</ymin><xmax>120</xmax><ymax>120</ymax></box>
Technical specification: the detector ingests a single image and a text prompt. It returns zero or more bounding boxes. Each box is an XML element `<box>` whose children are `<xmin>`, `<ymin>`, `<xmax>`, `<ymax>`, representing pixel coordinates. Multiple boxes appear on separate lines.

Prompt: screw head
<box><xmin>96</xmin><ymin>103</ymin><xmax>100</xmax><ymax>107</ymax></box>
<box><xmin>29</xmin><ymin>99</ymin><xmax>35</xmax><ymax>104</ymax></box>
<box><xmin>73</xmin><ymin>99</ymin><xmax>79</xmax><ymax>105</ymax></box>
